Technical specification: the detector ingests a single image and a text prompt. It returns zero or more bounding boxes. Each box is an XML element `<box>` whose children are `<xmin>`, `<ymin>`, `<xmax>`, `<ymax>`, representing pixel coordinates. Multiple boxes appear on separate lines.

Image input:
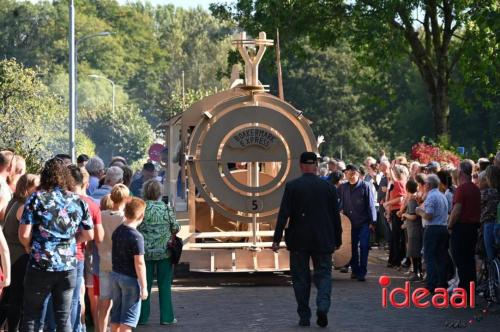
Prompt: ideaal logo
<box><xmin>379</xmin><ymin>276</ymin><xmax>475</xmax><ymax>309</ymax></box>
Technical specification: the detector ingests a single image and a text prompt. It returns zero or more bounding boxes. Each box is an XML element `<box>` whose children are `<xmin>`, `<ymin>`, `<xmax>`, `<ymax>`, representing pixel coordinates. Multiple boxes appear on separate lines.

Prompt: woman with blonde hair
<box><xmin>96</xmin><ymin>184</ymin><xmax>130</xmax><ymax>332</ymax></box>
<box><xmin>0</xmin><ymin>174</ymin><xmax>39</xmax><ymax>330</ymax></box>
<box><xmin>138</xmin><ymin>179</ymin><xmax>180</xmax><ymax>325</ymax></box>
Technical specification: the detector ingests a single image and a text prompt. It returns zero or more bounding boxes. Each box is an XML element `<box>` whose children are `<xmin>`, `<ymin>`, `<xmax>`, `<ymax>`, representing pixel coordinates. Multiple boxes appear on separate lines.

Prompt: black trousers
<box><xmin>0</xmin><ymin>254</ymin><xmax>29</xmax><ymax>331</ymax></box>
<box><xmin>388</xmin><ymin>211</ymin><xmax>406</xmax><ymax>266</ymax></box>
<box><xmin>450</xmin><ymin>223</ymin><xmax>478</xmax><ymax>289</ymax></box>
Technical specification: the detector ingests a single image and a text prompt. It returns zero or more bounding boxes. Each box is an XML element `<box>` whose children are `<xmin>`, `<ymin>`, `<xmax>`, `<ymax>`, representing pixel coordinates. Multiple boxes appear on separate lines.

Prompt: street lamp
<box><xmin>88</xmin><ymin>75</ymin><xmax>115</xmax><ymax>114</ymax></box>
<box><xmin>68</xmin><ymin>1</ymin><xmax>112</xmax><ymax>162</ymax></box>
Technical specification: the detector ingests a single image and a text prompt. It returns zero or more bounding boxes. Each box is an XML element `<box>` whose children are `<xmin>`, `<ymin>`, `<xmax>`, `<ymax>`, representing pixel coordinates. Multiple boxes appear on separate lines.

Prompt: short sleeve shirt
<box><xmin>112</xmin><ymin>224</ymin><xmax>144</xmax><ymax>278</ymax></box>
<box><xmin>75</xmin><ymin>196</ymin><xmax>102</xmax><ymax>261</ymax></box>
<box><xmin>423</xmin><ymin>188</ymin><xmax>449</xmax><ymax>226</ymax></box>
<box><xmin>21</xmin><ymin>188</ymin><xmax>93</xmax><ymax>271</ymax></box>
<box><xmin>453</xmin><ymin>182</ymin><xmax>481</xmax><ymax>224</ymax></box>
<box><xmin>389</xmin><ymin>180</ymin><xmax>406</xmax><ymax>211</ymax></box>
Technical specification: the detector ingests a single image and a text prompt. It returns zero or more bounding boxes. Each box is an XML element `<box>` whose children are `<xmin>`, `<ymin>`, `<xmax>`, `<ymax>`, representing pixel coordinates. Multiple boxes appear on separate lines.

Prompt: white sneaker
<box><xmin>161</xmin><ymin>318</ymin><xmax>177</xmax><ymax>325</ymax></box>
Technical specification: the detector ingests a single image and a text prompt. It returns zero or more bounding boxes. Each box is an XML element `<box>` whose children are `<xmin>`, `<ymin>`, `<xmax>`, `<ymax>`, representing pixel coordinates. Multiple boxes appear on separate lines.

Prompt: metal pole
<box><xmin>111</xmin><ymin>80</ymin><xmax>115</xmax><ymax>113</ymax></box>
<box><xmin>181</xmin><ymin>70</ymin><xmax>185</xmax><ymax>112</ymax></box>
<box><xmin>69</xmin><ymin>0</ymin><xmax>76</xmax><ymax>163</ymax></box>
<box><xmin>251</xmin><ymin>162</ymin><xmax>259</xmax><ymax>248</ymax></box>
<box><xmin>276</xmin><ymin>29</ymin><xmax>284</xmax><ymax>100</ymax></box>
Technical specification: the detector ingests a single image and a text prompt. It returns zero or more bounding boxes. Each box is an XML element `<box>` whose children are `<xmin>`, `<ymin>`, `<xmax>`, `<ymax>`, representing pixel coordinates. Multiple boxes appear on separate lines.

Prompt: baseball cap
<box><xmin>344</xmin><ymin>164</ymin><xmax>359</xmax><ymax>173</ymax></box>
<box><xmin>426</xmin><ymin>161</ymin><xmax>440</xmax><ymax>170</ymax></box>
<box><xmin>300</xmin><ymin>152</ymin><xmax>318</xmax><ymax>164</ymax></box>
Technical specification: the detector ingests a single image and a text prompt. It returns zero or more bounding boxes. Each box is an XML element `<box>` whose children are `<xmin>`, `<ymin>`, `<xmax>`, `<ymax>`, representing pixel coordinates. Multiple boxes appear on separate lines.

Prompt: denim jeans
<box><xmin>71</xmin><ymin>260</ymin><xmax>85</xmax><ymax>332</ymax></box>
<box><xmin>110</xmin><ymin>271</ymin><xmax>142</xmax><ymax>328</ymax></box>
<box><xmin>423</xmin><ymin>225</ymin><xmax>448</xmax><ymax>291</ymax></box>
<box><xmin>484</xmin><ymin>222</ymin><xmax>500</xmax><ymax>261</ymax></box>
<box><xmin>450</xmin><ymin>223</ymin><xmax>478</xmax><ymax>289</ymax></box>
<box><xmin>289</xmin><ymin>251</ymin><xmax>332</xmax><ymax>321</ymax></box>
<box><xmin>21</xmin><ymin>267</ymin><xmax>76</xmax><ymax>332</ymax></box>
<box><xmin>350</xmin><ymin>223</ymin><xmax>370</xmax><ymax>278</ymax></box>
<box><xmin>39</xmin><ymin>260</ymin><xmax>84</xmax><ymax>332</ymax></box>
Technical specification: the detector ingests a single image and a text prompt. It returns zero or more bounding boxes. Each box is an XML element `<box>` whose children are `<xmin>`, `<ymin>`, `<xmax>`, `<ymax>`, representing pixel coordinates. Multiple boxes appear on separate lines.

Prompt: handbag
<box><xmin>168</xmin><ymin>235</ymin><xmax>183</xmax><ymax>265</ymax></box>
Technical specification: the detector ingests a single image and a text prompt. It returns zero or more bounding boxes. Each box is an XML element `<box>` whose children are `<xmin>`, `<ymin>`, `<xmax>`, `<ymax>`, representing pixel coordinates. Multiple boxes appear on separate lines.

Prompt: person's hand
<box><xmin>0</xmin><ymin>277</ymin><xmax>11</xmax><ymax>288</ymax></box>
<box><xmin>415</xmin><ymin>207</ymin><xmax>423</xmax><ymax>216</ymax></box>
<box><xmin>271</xmin><ymin>242</ymin><xmax>280</xmax><ymax>253</ymax></box>
<box><xmin>369</xmin><ymin>224</ymin><xmax>375</xmax><ymax>233</ymax></box>
<box><xmin>140</xmin><ymin>287</ymin><xmax>148</xmax><ymax>300</ymax></box>
<box><xmin>396</xmin><ymin>210</ymin><xmax>402</xmax><ymax>218</ymax></box>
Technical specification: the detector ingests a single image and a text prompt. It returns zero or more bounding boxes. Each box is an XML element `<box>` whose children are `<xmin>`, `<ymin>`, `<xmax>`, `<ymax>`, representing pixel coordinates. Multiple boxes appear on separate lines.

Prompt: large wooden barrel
<box><xmin>333</xmin><ymin>213</ymin><xmax>352</xmax><ymax>268</ymax></box>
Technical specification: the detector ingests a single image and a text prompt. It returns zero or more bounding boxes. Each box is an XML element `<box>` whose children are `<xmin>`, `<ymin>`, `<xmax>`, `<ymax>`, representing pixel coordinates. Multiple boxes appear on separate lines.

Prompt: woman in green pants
<box><xmin>138</xmin><ymin>179</ymin><xmax>180</xmax><ymax>325</ymax></box>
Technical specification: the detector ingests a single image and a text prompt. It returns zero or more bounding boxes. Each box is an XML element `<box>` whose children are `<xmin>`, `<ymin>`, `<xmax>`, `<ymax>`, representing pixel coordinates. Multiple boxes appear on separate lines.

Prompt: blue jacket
<box><xmin>339</xmin><ymin>180</ymin><xmax>377</xmax><ymax>228</ymax></box>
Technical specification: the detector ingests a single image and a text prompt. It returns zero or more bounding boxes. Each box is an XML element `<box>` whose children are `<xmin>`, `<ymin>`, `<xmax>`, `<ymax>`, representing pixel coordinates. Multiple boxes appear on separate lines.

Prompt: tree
<box><xmin>0</xmin><ymin>59</ymin><xmax>95</xmax><ymax>169</ymax></box>
<box><xmin>83</xmin><ymin>104</ymin><xmax>154</xmax><ymax>164</ymax></box>
<box><xmin>215</xmin><ymin>0</ymin><xmax>498</xmax><ymax>141</ymax></box>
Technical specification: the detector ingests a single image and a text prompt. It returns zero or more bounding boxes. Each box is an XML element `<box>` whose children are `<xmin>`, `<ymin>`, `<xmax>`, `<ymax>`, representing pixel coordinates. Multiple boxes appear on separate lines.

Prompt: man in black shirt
<box><xmin>272</xmin><ymin>152</ymin><xmax>342</xmax><ymax>328</ymax></box>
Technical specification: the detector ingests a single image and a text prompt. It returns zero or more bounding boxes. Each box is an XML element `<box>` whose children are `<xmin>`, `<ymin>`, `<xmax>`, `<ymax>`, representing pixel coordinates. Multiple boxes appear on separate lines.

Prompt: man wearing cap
<box><xmin>272</xmin><ymin>152</ymin><xmax>342</xmax><ymax>328</ymax></box>
<box><xmin>448</xmin><ymin>159</ymin><xmax>481</xmax><ymax>289</ymax></box>
<box><xmin>426</xmin><ymin>161</ymin><xmax>440</xmax><ymax>174</ymax></box>
<box><xmin>338</xmin><ymin>164</ymin><xmax>377</xmax><ymax>282</ymax></box>
<box><xmin>129</xmin><ymin>162</ymin><xmax>157</xmax><ymax>197</ymax></box>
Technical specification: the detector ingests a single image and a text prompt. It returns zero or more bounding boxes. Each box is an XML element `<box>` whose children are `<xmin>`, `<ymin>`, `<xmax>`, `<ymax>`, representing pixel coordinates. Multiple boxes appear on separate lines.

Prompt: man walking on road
<box><xmin>338</xmin><ymin>165</ymin><xmax>377</xmax><ymax>281</ymax></box>
<box><xmin>272</xmin><ymin>152</ymin><xmax>342</xmax><ymax>328</ymax></box>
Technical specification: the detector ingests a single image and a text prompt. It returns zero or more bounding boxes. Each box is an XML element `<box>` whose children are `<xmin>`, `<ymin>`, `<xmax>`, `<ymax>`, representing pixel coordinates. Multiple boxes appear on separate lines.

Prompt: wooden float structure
<box><xmin>163</xmin><ymin>32</ymin><xmax>349</xmax><ymax>272</ymax></box>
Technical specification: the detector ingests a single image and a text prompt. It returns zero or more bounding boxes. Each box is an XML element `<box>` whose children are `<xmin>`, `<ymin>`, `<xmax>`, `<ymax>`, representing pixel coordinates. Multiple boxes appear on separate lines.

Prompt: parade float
<box><xmin>162</xmin><ymin>32</ymin><xmax>350</xmax><ymax>272</ymax></box>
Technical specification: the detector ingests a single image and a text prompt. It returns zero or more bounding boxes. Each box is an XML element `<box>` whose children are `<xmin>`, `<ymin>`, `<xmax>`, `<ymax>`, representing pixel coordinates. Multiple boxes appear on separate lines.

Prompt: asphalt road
<box><xmin>136</xmin><ymin>248</ymin><xmax>500</xmax><ymax>332</ymax></box>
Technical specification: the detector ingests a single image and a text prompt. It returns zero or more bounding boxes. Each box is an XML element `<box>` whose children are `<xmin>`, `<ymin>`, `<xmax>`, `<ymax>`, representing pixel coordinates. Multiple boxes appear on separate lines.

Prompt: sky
<box><xmin>28</xmin><ymin>1</ymin><xmax>213</xmax><ymax>9</ymax></box>
<box><xmin>119</xmin><ymin>0</ymin><xmax>212</xmax><ymax>9</ymax></box>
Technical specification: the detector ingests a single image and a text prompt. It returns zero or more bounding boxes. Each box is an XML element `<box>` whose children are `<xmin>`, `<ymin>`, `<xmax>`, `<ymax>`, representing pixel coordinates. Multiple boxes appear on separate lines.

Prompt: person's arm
<box><xmin>18</xmin><ymin>224</ymin><xmax>32</xmax><ymax>252</ymax></box>
<box><xmin>332</xmin><ymin>187</ymin><xmax>342</xmax><ymax>249</ymax></box>
<box><xmin>402</xmin><ymin>213</ymin><xmax>417</xmax><ymax>221</ymax></box>
<box><xmin>94</xmin><ymin>224</ymin><xmax>104</xmax><ymax>243</ymax></box>
<box><xmin>0</xmin><ymin>196</ymin><xmax>8</xmax><ymax>223</ymax></box>
<box><xmin>76</xmin><ymin>229</ymin><xmax>94</xmax><ymax>243</ymax></box>
<box><xmin>272</xmin><ymin>183</ymin><xmax>292</xmax><ymax>251</ymax></box>
<box><xmin>134</xmin><ymin>254</ymin><xmax>148</xmax><ymax>300</ymax></box>
<box><xmin>0</xmin><ymin>228</ymin><xmax>11</xmax><ymax>287</ymax></box>
<box><xmin>448</xmin><ymin>203</ymin><xmax>462</xmax><ymax>230</ymax></box>
<box><xmin>366</xmin><ymin>184</ymin><xmax>377</xmax><ymax>229</ymax></box>
<box><xmin>416</xmin><ymin>196</ymin><xmax>434</xmax><ymax>221</ymax></box>
<box><xmin>448</xmin><ymin>186</ymin><xmax>463</xmax><ymax>230</ymax></box>
<box><xmin>76</xmin><ymin>199</ymin><xmax>94</xmax><ymax>243</ymax></box>
<box><xmin>168</xmin><ymin>207</ymin><xmax>180</xmax><ymax>235</ymax></box>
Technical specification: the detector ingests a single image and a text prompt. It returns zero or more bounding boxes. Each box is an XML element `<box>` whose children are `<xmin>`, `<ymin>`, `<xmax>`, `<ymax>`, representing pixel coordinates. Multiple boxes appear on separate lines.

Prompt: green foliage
<box><xmin>216</xmin><ymin>0</ymin><xmax>499</xmax><ymax>158</ymax></box>
<box><xmin>0</xmin><ymin>0</ymin><xmax>235</xmax><ymax>163</ymax></box>
<box><xmin>0</xmin><ymin>58</ymin><xmax>95</xmax><ymax>170</ymax></box>
<box><xmin>84</xmin><ymin>105</ymin><xmax>154</xmax><ymax>164</ymax></box>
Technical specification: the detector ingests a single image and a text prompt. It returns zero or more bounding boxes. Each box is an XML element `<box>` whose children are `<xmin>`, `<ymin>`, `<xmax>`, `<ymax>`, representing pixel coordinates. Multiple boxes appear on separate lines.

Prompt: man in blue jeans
<box><xmin>272</xmin><ymin>152</ymin><xmax>342</xmax><ymax>328</ymax></box>
<box><xmin>338</xmin><ymin>164</ymin><xmax>377</xmax><ymax>281</ymax></box>
<box><xmin>416</xmin><ymin>174</ymin><xmax>449</xmax><ymax>292</ymax></box>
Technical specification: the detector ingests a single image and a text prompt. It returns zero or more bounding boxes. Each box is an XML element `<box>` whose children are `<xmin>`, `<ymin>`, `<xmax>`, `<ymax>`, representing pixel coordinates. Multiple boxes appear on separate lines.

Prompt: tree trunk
<box><xmin>431</xmin><ymin>78</ymin><xmax>450</xmax><ymax>141</ymax></box>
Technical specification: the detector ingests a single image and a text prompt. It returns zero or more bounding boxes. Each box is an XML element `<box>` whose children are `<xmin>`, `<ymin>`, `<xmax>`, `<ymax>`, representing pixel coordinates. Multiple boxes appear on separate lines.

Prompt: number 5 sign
<box><xmin>246</xmin><ymin>198</ymin><xmax>264</xmax><ymax>212</ymax></box>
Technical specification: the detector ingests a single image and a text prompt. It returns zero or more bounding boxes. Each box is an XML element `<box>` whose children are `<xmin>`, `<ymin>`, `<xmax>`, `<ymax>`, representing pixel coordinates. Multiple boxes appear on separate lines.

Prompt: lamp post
<box><xmin>88</xmin><ymin>75</ymin><xmax>115</xmax><ymax>114</ymax></box>
<box><xmin>68</xmin><ymin>0</ymin><xmax>112</xmax><ymax>162</ymax></box>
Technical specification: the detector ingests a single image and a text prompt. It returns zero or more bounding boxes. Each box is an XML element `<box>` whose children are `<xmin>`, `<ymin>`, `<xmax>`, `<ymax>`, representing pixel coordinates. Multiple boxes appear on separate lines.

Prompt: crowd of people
<box><xmin>0</xmin><ymin>147</ymin><xmax>499</xmax><ymax>330</ymax></box>
<box><xmin>0</xmin><ymin>151</ymin><xmax>179</xmax><ymax>332</ymax></box>
<box><xmin>318</xmin><ymin>150</ymin><xmax>500</xmax><ymax>293</ymax></box>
